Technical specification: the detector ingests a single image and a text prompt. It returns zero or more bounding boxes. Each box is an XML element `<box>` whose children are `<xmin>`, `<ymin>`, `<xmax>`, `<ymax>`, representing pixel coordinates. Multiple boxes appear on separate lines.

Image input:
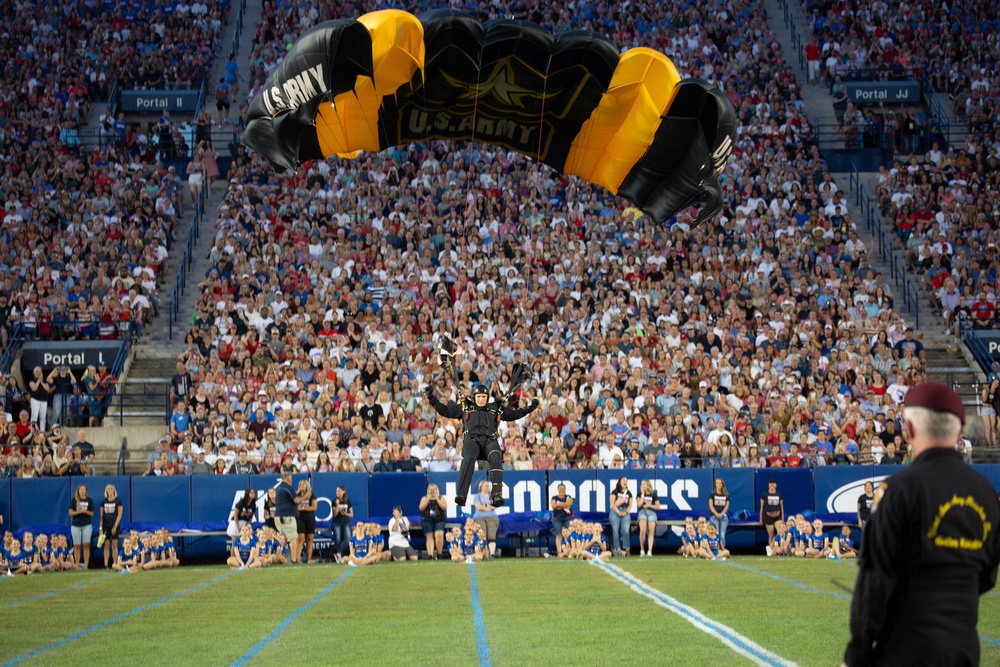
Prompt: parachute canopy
<box><xmin>243</xmin><ymin>9</ymin><xmax>736</xmax><ymax>225</ymax></box>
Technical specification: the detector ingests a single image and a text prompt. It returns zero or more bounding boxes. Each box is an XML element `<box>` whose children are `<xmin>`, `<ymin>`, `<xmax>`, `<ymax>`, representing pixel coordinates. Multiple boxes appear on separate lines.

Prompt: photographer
<box><xmin>59</xmin><ymin>444</ymin><xmax>91</xmax><ymax>476</ymax></box>
<box><xmin>388</xmin><ymin>505</ymin><xmax>418</xmax><ymax>561</ymax></box>
<box><xmin>419</xmin><ymin>483</ymin><xmax>448</xmax><ymax>560</ymax></box>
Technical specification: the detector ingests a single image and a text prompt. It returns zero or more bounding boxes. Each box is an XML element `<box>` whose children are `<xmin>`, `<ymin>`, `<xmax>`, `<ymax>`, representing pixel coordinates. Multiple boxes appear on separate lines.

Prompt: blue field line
<box><xmin>725</xmin><ymin>562</ymin><xmax>852</xmax><ymax>601</ymax></box>
<box><xmin>594</xmin><ymin>560</ymin><xmax>798</xmax><ymax>667</ymax></box>
<box><xmin>4</xmin><ymin>574</ymin><xmax>114</xmax><ymax>609</ymax></box>
<box><xmin>468</xmin><ymin>563</ymin><xmax>493</xmax><ymax>667</ymax></box>
<box><xmin>230</xmin><ymin>568</ymin><xmax>354</xmax><ymax>667</ymax></box>
<box><xmin>729</xmin><ymin>562</ymin><xmax>1000</xmax><ymax>649</ymax></box>
<box><xmin>2</xmin><ymin>571</ymin><xmax>232</xmax><ymax>667</ymax></box>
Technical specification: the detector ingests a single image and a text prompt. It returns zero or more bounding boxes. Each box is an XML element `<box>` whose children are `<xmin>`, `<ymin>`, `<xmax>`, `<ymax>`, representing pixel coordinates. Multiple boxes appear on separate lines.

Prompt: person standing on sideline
<box><xmin>550</xmin><ymin>483</ymin><xmax>574</xmax><ymax>557</ymax></box>
<box><xmin>843</xmin><ymin>382</ymin><xmax>1000</xmax><ymax>667</ymax></box>
<box><xmin>857</xmin><ymin>481</ymin><xmax>875</xmax><ymax>530</ymax></box>
<box><xmin>99</xmin><ymin>484</ymin><xmax>123</xmax><ymax>569</ymax></box>
<box><xmin>69</xmin><ymin>484</ymin><xmax>95</xmax><ymax>569</ymax></box>
<box><xmin>636</xmin><ymin>479</ymin><xmax>660</xmax><ymax>557</ymax></box>
<box><xmin>709</xmin><ymin>477</ymin><xmax>731</xmax><ymax>549</ymax></box>
<box><xmin>273</xmin><ymin>472</ymin><xmax>299</xmax><ymax>557</ymax></box>
<box><xmin>760</xmin><ymin>479</ymin><xmax>784</xmax><ymax>555</ymax></box>
<box><xmin>608</xmin><ymin>476</ymin><xmax>633</xmax><ymax>557</ymax></box>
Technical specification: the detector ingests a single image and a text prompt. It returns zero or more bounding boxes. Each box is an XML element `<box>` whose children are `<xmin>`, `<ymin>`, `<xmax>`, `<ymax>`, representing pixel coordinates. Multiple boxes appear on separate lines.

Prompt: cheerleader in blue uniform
<box><xmin>228</xmin><ymin>524</ymin><xmax>262</xmax><ymax>569</ymax></box>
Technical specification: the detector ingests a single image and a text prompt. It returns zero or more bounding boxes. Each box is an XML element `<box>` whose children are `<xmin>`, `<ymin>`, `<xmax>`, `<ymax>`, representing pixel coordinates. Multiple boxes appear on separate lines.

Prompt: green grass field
<box><xmin>2</xmin><ymin>557</ymin><xmax>999</xmax><ymax>666</ymax></box>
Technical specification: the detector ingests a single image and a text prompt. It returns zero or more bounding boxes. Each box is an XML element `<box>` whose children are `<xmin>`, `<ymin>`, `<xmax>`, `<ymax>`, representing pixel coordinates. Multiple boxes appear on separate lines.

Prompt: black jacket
<box><xmin>426</xmin><ymin>389</ymin><xmax>538</xmax><ymax>438</ymax></box>
<box><xmin>845</xmin><ymin>448</ymin><xmax>1000</xmax><ymax>666</ymax></box>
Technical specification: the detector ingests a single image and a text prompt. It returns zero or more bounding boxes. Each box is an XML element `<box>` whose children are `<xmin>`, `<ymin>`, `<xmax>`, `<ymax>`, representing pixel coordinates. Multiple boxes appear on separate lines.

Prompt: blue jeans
<box><xmin>710</xmin><ymin>515</ymin><xmax>729</xmax><ymax>547</ymax></box>
<box><xmin>609</xmin><ymin>512</ymin><xmax>631</xmax><ymax>552</ymax></box>
<box><xmin>52</xmin><ymin>393</ymin><xmax>66</xmax><ymax>427</ymax></box>
<box><xmin>332</xmin><ymin>522</ymin><xmax>351</xmax><ymax>556</ymax></box>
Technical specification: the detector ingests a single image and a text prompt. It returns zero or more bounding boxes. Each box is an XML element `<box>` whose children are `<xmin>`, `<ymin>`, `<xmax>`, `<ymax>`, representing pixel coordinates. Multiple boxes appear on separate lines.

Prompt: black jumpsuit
<box><xmin>426</xmin><ymin>389</ymin><xmax>538</xmax><ymax>500</ymax></box>
<box><xmin>845</xmin><ymin>448</ymin><xmax>1000</xmax><ymax>666</ymax></box>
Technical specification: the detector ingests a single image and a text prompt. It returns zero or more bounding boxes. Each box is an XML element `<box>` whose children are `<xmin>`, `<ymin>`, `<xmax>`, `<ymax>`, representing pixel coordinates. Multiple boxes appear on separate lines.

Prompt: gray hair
<box><xmin>903</xmin><ymin>406</ymin><xmax>961</xmax><ymax>443</ymax></box>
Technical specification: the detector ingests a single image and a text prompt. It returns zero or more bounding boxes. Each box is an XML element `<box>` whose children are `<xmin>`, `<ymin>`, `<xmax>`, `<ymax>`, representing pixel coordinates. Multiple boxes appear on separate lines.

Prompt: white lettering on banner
<box><xmin>512</xmin><ymin>481</ymin><xmax>541</xmax><ymax>514</ymax></box>
<box><xmin>442</xmin><ymin>481</ymin><xmax>544</xmax><ymax>517</ymax></box>
<box><xmin>988</xmin><ymin>342</ymin><xmax>999</xmax><ymax>354</ymax></box>
<box><xmin>578</xmin><ymin>480</ymin><xmax>606</xmax><ymax>513</ymax></box>
<box><xmin>654</xmin><ymin>480</ymin><xmax>671</xmax><ymax>508</ymax></box>
<box><xmin>670</xmin><ymin>479</ymin><xmax>699</xmax><ymax>511</ymax></box>
<box><xmin>826</xmin><ymin>475</ymin><xmax>889</xmax><ymax>514</ymax></box>
<box><xmin>42</xmin><ymin>352</ymin><xmax>86</xmax><ymax>366</ymax></box>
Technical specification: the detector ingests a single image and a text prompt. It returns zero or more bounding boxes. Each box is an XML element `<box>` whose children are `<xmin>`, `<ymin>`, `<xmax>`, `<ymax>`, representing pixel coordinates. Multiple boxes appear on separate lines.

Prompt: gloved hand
<box><xmin>423</xmin><ymin>385</ymin><xmax>433</xmax><ymax>397</ymax></box>
<box><xmin>530</xmin><ymin>399</ymin><xmax>540</xmax><ymax>410</ymax></box>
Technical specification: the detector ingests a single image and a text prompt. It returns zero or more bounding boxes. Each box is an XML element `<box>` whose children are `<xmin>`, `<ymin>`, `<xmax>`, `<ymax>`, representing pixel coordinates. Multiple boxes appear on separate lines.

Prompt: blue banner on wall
<box><xmin>0</xmin><ymin>479</ymin><xmax>8</xmax><ymax>528</ymax></box>
<box><xmin>755</xmin><ymin>469</ymin><xmax>813</xmax><ymax>517</ymax></box>
<box><xmin>131</xmin><ymin>476</ymin><xmax>191</xmax><ymax>524</ymax></box>
<box><xmin>190</xmin><ymin>475</ymin><xmax>252</xmax><ymax>525</ymax></box>
<box><xmin>313</xmin><ymin>472</ymin><xmax>369</xmax><ymax>521</ymax></box>
<box><xmin>712</xmin><ymin>469</ymin><xmax>755</xmax><ymax>517</ymax></box>
<box><xmin>370</xmin><ymin>472</ymin><xmax>427</xmax><ymax>519</ymax></box>
<box><xmin>971</xmin><ymin>465</ymin><xmax>997</xmax><ymax>492</ymax></box>
<box><xmin>12</xmin><ymin>478</ymin><xmax>71</xmax><ymax>527</ymax></box>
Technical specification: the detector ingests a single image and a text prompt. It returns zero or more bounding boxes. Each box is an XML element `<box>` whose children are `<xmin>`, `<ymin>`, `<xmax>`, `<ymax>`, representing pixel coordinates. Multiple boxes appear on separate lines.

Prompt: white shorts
<box><xmin>188</xmin><ymin>173</ymin><xmax>203</xmax><ymax>185</ymax></box>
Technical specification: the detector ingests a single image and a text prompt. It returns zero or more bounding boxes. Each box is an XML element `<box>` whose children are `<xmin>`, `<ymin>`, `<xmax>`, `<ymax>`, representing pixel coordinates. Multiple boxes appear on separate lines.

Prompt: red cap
<box><xmin>903</xmin><ymin>382</ymin><xmax>965</xmax><ymax>426</ymax></box>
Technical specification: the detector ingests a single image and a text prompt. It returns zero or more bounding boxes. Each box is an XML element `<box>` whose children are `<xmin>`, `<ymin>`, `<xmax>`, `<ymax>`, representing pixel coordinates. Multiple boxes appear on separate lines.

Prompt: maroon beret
<box><xmin>903</xmin><ymin>382</ymin><xmax>965</xmax><ymax>427</ymax></box>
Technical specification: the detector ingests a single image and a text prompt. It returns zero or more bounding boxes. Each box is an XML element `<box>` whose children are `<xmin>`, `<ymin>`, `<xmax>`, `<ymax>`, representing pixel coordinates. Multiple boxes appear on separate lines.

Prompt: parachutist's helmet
<box><xmin>472</xmin><ymin>384</ymin><xmax>489</xmax><ymax>397</ymax></box>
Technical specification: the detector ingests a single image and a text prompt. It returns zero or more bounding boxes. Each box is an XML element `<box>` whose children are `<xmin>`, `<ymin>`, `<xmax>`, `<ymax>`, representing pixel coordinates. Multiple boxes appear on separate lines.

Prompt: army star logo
<box><xmin>444</xmin><ymin>65</ymin><xmax>532</xmax><ymax>105</ymax></box>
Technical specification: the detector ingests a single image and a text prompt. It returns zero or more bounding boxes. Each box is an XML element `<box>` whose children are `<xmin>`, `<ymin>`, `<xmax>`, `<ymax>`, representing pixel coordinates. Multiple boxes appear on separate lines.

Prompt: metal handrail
<box><xmin>905</xmin><ymin>279</ymin><xmax>920</xmax><ymax>330</ymax></box>
<box><xmin>0</xmin><ymin>322</ymin><xmax>25</xmax><ymax>375</ymax></box>
<box><xmin>117</xmin><ymin>438</ymin><xmax>126</xmax><ymax>475</ymax></box>
<box><xmin>166</xmin><ymin>189</ymin><xmax>205</xmax><ymax>339</ymax></box>
<box><xmin>920</xmin><ymin>73</ymin><xmax>953</xmax><ymax>143</ymax></box>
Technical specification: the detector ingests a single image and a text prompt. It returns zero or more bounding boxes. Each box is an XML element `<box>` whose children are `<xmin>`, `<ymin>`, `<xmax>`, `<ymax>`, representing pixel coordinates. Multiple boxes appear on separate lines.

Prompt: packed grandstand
<box><xmin>0</xmin><ymin>0</ymin><xmax>996</xmax><ymax>486</ymax></box>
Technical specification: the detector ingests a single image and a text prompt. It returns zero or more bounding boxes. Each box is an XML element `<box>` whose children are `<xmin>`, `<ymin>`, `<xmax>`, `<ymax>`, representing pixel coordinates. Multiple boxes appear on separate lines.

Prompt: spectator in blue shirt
<box><xmin>169</xmin><ymin>402</ymin><xmax>191</xmax><ymax>443</ymax></box>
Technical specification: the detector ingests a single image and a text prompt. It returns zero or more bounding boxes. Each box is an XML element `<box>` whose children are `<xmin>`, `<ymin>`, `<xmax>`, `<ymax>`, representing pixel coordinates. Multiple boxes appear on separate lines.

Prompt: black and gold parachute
<box><xmin>243</xmin><ymin>9</ymin><xmax>736</xmax><ymax>225</ymax></box>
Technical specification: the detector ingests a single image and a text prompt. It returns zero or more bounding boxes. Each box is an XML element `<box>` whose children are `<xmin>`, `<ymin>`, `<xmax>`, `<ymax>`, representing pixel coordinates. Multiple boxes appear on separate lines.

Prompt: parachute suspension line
<box><xmin>536</xmin><ymin>54</ymin><xmax>549</xmax><ymax>163</ymax></box>
<box><xmin>466</xmin><ymin>45</ymin><xmax>485</xmax><ymax>202</ymax></box>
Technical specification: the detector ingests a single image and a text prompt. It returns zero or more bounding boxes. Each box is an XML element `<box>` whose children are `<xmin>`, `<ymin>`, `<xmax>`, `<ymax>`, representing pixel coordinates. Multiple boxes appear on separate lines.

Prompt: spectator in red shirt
<box><xmin>767</xmin><ymin>444</ymin><xmax>786</xmax><ymax>468</ymax></box>
<box><xmin>786</xmin><ymin>443</ymin><xmax>803</xmax><ymax>468</ymax></box>
<box><xmin>971</xmin><ymin>292</ymin><xmax>995</xmax><ymax>324</ymax></box>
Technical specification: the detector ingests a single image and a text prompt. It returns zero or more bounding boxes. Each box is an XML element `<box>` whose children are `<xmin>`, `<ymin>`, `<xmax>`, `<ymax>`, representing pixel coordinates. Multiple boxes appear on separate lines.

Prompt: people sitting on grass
<box><xmin>831</xmin><ymin>525</ymin><xmax>857</xmax><ymax>559</ymax></box>
<box><xmin>770</xmin><ymin>520</ymin><xmax>793</xmax><ymax>557</ymax></box>
<box><xmin>679</xmin><ymin>518</ymin><xmax>702</xmax><ymax>558</ymax></box>
<box><xmin>697</xmin><ymin>524</ymin><xmax>730</xmax><ymax>561</ymax></box>
<box><xmin>580</xmin><ymin>523</ymin><xmax>612</xmax><ymax>561</ymax></box>
<box><xmin>805</xmin><ymin>519</ymin><xmax>833</xmax><ymax>559</ymax></box>
<box><xmin>228</xmin><ymin>524</ymin><xmax>263</xmax><ymax>570</ymax></box>
<box><xmin>114</xmin><ymin>536</ymin><xmax>143</xmax><ymax>573</ymax></box>
<box><xmin>347</xmin><ymin>522</ymin><xmax>379</xmax><ymax>567</ymax></box>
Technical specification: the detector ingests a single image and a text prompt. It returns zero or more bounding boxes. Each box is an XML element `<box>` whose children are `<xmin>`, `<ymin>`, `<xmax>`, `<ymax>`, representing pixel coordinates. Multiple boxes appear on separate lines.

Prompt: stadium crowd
<box><xmin>128</xmin><ymin>0</ymin><xmax>933</xmax><ymax>485</ymax></box>
<box><xmin>800</xmin><ymin>0</ymin><xmax>1000</xmax><ymax>331</ymax></box>
<box><xmin>0</xmin><ymin>0</ymin><xmax>235</xmax><ymax>344</ymax></box>
<box><xmin>0</xmin><ymin>0</ymin><xmax>238</xmax><ymax>452</ymax></box>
